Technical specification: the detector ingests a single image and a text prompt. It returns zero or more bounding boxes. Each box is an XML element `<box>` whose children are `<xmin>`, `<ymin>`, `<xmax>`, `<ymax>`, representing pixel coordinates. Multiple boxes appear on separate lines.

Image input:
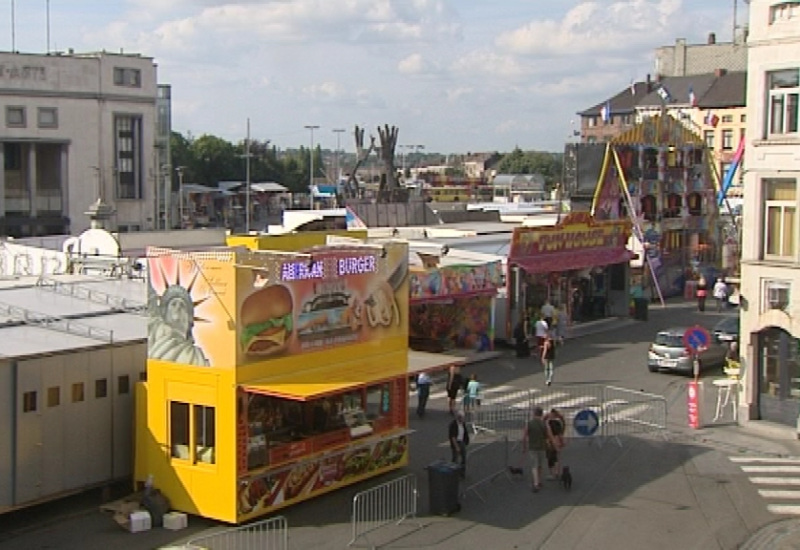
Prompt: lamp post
<box><xmin>304</xmin><ymin>125</ymin><xmax>320</xmax><ymax>210</ymax></box>
<box><xmin>176</xmin><ymin>166</ymin><xmax>185</xmax><ymax>229</ymax></box>
<box><xmin>333</xmin><ymin>128</ymin><xmax>345</xmax><ymax>191</ymax></box>
<box><xmin>244</xmin><ymin>118</ymin><xmax>252</xmax><ymax>233</ymax></box>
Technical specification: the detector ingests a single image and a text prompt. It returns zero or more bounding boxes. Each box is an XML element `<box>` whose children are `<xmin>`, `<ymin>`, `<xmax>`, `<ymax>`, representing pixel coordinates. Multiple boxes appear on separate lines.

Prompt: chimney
<box><xmin>708</xmin><ymin>32</ymin><xmax>716</xmax><ymax>45</ymax></box>
<box><xmin>714</xmin><ymin>68</ymin><xmax>727</xmax><ymax>77</ymax></box>
<box><xmin>646</xmin><ymin>74</ymin><xmax>652</xmax><ymax>93</ymax></box>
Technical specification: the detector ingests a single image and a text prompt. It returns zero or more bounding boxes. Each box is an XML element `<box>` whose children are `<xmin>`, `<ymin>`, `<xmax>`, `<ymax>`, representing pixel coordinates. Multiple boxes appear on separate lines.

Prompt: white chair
<box><xmin>713</xmin><ymin>359</ymin><xmax>742</xmax><ymax>422</ymax></box>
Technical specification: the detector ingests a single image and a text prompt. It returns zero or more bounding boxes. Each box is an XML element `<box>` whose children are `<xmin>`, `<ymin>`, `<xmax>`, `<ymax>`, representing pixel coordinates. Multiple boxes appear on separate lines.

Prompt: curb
<box><xmin>739</xmin><ymin>518</ymin><xmax>800</xmax><ymax>550</ymax></box>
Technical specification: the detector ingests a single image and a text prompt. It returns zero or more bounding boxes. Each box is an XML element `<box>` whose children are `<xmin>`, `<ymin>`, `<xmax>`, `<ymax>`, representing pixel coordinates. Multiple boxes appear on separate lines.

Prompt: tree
<box><xmin>190</xmin><ymin>134</ymin><xmax>239</xmax><ymax>186</ymax></box>
<box><xmin>496</xmin><ymin>149</ymin><xmax>563</xmax><ymax>188</ymax></box>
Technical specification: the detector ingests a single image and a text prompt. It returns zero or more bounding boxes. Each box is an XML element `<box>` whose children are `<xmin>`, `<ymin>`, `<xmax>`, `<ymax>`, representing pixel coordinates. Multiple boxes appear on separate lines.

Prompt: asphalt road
<box><xmin>3</xmin><ymin>302</ymin><xmax>800</xmax><ymax>550</ymax></box>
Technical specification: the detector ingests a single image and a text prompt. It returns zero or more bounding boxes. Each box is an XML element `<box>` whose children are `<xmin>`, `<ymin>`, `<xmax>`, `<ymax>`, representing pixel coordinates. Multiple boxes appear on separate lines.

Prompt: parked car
<box><xmin>647</xmin><ymin>327</ymin><xmax>728</xmax><ymax>375</ymax></box>
<box><xmin>712</xmin><ymin>315</ymin><xmax>740</xmax><ymax>344</ymax></box>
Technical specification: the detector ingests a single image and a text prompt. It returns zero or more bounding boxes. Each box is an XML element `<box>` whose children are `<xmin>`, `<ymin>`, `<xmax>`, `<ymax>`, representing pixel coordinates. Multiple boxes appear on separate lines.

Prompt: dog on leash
<box><xmin>508</xmin><ymin>466</ymin><xmax>525</xmax><ymax>477</ymax></box>
<box><xmin>560</xmin><ymin>467</ymin><xmax>572</xmax><ymax>490</ymax></box>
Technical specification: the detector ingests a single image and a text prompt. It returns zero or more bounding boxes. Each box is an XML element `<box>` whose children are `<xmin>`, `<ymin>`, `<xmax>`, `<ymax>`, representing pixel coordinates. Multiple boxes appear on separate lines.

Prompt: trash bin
<box><xmin>427</xmin><ymin>460</ymin><xmax>461</xmax><ymax>516</ymax></box>
<box><xmin>634</xmin><ymin>298</ymin><xmax>649</xmax><ymax>321</ymax></box>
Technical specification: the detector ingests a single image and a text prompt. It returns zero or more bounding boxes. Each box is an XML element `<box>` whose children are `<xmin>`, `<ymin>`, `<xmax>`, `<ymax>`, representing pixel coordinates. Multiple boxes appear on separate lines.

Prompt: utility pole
<box><xmin>304</xmin><ymin>125</ymin><xmax>320</xmax><ymax>209</ymax></box>
<box><xmin>245</xmin><ymin>118</ymin><xmax>252</xmax><ymax>233</ymax></box>
<box><xmin>333</xmin><ymin>128</ymin><xmax>345</xmax><ymax>191</ymax></box>
<box><xmin>176</xmin><ymin>166</ymin><xmax>185</xmax><ymax>229</ymax></box>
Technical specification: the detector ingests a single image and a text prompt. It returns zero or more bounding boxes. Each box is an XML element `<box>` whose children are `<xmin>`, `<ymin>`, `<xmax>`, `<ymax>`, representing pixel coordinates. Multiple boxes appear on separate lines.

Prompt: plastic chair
<box><xmin>713</xmin><ymin>359</ymin><xmax>742</xmax><ymax>422</ymax></box>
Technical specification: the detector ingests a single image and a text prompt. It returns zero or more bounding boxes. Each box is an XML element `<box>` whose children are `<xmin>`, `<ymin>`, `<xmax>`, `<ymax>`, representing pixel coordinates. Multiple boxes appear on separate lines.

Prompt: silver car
<box><xmin>647</xmin><ymin>327</ymin><xmax>728</xmax><ymax>375</ymax></box>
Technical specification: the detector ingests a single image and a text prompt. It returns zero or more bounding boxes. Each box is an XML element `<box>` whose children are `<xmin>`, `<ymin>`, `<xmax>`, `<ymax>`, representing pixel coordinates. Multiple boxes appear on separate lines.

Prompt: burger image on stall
<box><xmin>240</xmin><ymin>285</ymin><xmax>294</xmax><ymax>357</ymax></box>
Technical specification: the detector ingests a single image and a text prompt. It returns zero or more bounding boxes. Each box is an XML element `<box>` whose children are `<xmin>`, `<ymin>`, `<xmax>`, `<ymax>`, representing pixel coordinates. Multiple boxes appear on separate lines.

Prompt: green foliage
<box><xmin>496</xmin><ymin>148</ymin><xmax>564</xmax><ymax>188</ymax></box>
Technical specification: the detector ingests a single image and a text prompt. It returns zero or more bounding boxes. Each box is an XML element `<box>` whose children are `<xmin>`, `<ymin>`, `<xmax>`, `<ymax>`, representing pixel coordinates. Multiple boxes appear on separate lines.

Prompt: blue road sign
<box><xmin>574</xmin><ymin>409</ymin><xmax>599</xmax><ymax>437</ymax></box>
<box><xmin>683</xmin><ymin>325</ymin><xmax>712</xmax><ymax>354</ymax></box>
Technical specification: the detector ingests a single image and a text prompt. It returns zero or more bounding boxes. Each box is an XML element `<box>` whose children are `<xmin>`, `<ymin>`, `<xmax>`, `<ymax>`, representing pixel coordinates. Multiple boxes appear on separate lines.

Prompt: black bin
<box><xmin>427</xmin><ymin>460</ymin><xmax>461</xmax><ymax>516</ymax></box>
<box><xmin>634</xmin><ymin>298</ymin><xmax>649</xmax><ymax>321</ymax></box>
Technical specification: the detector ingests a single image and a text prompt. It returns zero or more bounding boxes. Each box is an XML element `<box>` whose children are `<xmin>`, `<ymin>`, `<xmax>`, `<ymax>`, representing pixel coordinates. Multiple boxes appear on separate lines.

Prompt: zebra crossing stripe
<box><xmin>740</xmin><ymin>465</ymin><xmax>800</xmax><ymax>474</ymax></box>
<box><xmin>749</xmin><ymin>477</ymin><xmax>800</xmax><ymax>486</ymax></box>
<box><xmin>730</xmin><ymin>457</ymin><xmax>800</xmax><ymax>464</ymax></box>
<box><xmin>767</xmin><ymin>504</ymin><xmax>800</xmax><ymax>515</ymax></box>
<box><xmin>544</xmin><ymin>396</ymin><xmax>599</xmax><ymax>410</ymax></box>
<box><xmin>605</xmin><ymin>403</ymin><xmax>651</xmax><ymax>422</ymax></box>
<box><xmin>759</xmin><ymin>489</ymin><xmax>800</xmax><ymax>499</ymax></box>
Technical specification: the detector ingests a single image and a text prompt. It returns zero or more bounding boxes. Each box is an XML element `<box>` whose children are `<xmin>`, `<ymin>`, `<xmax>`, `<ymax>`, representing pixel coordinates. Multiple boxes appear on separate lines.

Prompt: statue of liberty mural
<box><xmin>148</xmin><ymin>263</ymin><xmax>210</xmax><ymax>367</ymax></box>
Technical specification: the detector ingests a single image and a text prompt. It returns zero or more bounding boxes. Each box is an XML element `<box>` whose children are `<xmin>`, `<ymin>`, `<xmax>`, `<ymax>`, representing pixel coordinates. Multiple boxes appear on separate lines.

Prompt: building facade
<box><xmin>740</xmin><ymin>0</ymin><xmax>800</xmax><ymax>429</ymax></box>
<box><xmin>654</xmin><ymin>34</ymin><xmax>748</xmax><ymax>78</ymax></box>
<box><xmin>0</xmin><ymin>51</ymin><xmax>159</xmax><ymax>237</ymax></box>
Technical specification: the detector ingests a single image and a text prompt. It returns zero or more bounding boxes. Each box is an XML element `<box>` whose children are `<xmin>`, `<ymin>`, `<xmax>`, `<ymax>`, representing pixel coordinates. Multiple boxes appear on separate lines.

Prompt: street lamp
<box><xmin>176</xmin><ymin>166</ymin><xmax>185</xmax><ymax>229</ymax></box>
<box><xmin>305</xmin><ymin>125</ymin><xmax>320</xmax><ymax>210</ymax></box>
<box><xmin>243</xmin><ymin>118</ymin><xmax>252</xmax><ymax>233</ymax></box>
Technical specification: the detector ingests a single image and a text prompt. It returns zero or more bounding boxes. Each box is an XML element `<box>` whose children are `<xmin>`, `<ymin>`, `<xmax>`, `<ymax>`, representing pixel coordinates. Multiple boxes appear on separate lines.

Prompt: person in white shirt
<box><xmin>712</xmin><ymin>278</ymin><xmax>728</xmax><ymax>312</ymax></box>
<box><xmin>416</xmin><ymin>371</ymin><xmax>432</xmax><ymax>418</ymax></box>
<box><xmin>534</xmin><ymin>317</ymin><xmax>549</xmax><ymax>352</ymax></box>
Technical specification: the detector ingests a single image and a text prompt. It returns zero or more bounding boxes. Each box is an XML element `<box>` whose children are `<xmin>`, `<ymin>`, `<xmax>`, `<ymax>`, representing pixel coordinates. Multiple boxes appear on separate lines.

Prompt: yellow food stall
<box><xmin>135</xmin><ymin>240</ymin><xmax>410</xmax><ymax>523</ymax></box>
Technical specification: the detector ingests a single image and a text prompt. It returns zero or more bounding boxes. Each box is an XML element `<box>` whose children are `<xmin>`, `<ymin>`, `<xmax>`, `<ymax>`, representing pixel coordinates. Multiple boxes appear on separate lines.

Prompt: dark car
<box><xmin>712</xmin><ymin>315</ymin><xmax>740</xmax><ymax>344</ymax></box>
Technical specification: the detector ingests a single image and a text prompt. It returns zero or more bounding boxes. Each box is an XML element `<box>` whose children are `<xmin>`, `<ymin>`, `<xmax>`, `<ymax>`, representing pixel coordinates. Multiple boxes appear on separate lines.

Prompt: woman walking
<box><xmin>541</xmin><ymin>335</ymin><xmax>556</xmax><ymax>386</ymax></box>
<box><xmin>696</xmin><ymin>276</ymin><xmax>708</xmax><ymax>312</ymax></box>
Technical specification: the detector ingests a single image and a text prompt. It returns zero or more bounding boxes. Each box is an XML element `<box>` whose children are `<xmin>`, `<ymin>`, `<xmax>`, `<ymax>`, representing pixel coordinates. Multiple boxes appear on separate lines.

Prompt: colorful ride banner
<box><xmin>409</xmin><ymin>261</ymin><xmax>503</xmax><ymax>302</ymax></box>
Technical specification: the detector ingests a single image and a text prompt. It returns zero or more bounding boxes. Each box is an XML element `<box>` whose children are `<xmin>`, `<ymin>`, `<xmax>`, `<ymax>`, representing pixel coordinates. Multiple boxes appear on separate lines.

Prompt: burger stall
<box><xmin>135</xmin><ymin>241</ymin><xmax>412</xmax><ymax>523</ymax></box>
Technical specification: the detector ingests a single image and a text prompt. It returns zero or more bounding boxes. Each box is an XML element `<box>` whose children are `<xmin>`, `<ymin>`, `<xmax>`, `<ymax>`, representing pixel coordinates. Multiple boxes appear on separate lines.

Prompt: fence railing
<box><xmin>349</xmin><ymin>473</ymin><xmax>421</xmax><ymax>548</ymax></box>
<box><xmin>184</xmin><ymin>515</ymin><xmax>288</xmax><ymax>550</ymax></box>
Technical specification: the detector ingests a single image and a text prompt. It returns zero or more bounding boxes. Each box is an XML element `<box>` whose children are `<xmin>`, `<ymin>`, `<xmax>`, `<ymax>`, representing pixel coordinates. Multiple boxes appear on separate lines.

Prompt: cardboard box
<box><xmin>129</xmin><ymin>510</ymin><xmax>152</xmax><ymax>533</ymax></box>
<box><xmin>163</xmin><ymin>511</ymin><xmax>188</xmax><ymax>531</ymax></box>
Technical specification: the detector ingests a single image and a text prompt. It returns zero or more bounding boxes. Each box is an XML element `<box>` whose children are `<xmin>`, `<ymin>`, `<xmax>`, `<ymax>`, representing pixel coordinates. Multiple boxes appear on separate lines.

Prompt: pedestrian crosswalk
<box><xmin>730</xmin><ymin>456</ymin><xmax>800</xmax><ymax>516</ymax></box>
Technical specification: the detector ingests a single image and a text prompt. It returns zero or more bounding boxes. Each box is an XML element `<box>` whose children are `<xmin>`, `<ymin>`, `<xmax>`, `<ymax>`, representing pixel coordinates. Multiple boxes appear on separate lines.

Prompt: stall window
<box><xmin>23</xmin><ymin>391</ymin><xmax>37</xmax><ymax>412</ymax></box>
<box><xmin>195</xmin><ymin>405</ymin><xmax>216</xmax><ymax>464</ymax></box>
<box><xmin>71</xmin><ymin>383</ymin><xmax>85</xmax><ymax>403</ymax></box>
<box><xmin>366</xmin><ymin>384</ymin><xmax>390</xmax><ymax>420</ymax></box>
<box><xmin>171</xmin><ymin>401</ymin><xmax>190</xmax><ymax>460</ymax></box>
<box><xmin>664</xmin><ymin>193</ymin><xmax>682</xmax><ymax>218</ymax></box>
<box><xmin>688</xmin><ymin>193</ymin><xmax>703</xmax><ymax>216</ymax></box>
<box><xmin>95</xmin><ymin>379</ymin><xmax>108</xmax><ymax>399</ymax></box>
<box><xmin>118</xmin><ymin>375</ymin><xmax>130</xmax><ymax>395</ymax></box>
<box><xmin>47</xmin><ymin>386</ymin><xmax>60</xmax><ymax>407</ymax></box>
<box><xmin>641</xmin><ymin>195</ymin><xmax>657</xmax><ymax>221</ymax></box>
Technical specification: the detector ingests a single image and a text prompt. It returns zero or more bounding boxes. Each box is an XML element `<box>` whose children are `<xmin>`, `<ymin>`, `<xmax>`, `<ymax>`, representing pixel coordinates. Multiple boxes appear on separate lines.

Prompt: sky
<box><xmin>4</xmin><ymin>0</ymin><xmax>746</xmax><ymax>154</ymax></box>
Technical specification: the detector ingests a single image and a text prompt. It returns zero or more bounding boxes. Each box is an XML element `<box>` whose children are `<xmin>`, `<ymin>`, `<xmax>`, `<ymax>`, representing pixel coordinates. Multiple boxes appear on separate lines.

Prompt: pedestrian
<box><xmin>541</xmin><ymin>300</ymin><xmax>555</xmax><ymax>328</ymax></box>
<box><xmin>522</xmin><ymin>406</ymin><xmax>547</xmax><ymax>492</ymax></box>
<box><xmin>713</xmin><ymin>278</ymin><xmax>728</xmax><ymax>312</ymax></box>
<box><xmin>541</xmin><ymin>334</ymin><xmax>556</xmax><ymax>386</ymax></box>
<box><xmin>696</xmin><ymin>276</ymin><xmax>707</xmax><ymax>312</ymax></box>
<box><xmin>533</xmin><ymin>315</ymin><xmax>549</xmax><ymax>354</ymax></box>
<box><xmin>514</xmin><ymin>317</ymin><xmax>530</xmax><ymax>358</ymax></box>
<box><xmin>449</xmin><ymin>411</ymin><xmax>469</xmax><ymax>478</ymax></box>
<box><xmin>416</xmin><ymin>371</ymin><xmax>432</xmax><ymax>418</ymax></box>
<box><xmin>446</xmin><ymin>364</ymin><xmax>464</xmax><ymax>416</ymax></box>
<box><xmin>543</xmin><ymin>408</ymin><xmax>566</xmax><ymax>480</ymax></box>
<box><xmin>464</xmin><ymin>373</ymin><xmax>481</xmax><ymax>417</ymax></box>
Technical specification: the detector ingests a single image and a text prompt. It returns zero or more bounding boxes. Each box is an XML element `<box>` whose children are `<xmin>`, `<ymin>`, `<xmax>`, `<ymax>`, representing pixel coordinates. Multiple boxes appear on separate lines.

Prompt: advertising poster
<box><xmin>237</xmin><ymin>434</ymin><xmax>408</xmax><ymax>521</ymax></box>
<box><xmin>146</xmin><ymin>247</ymin><xmax>238</xmax><ymax>368</ymax></box>
<box><xmin>409</xmin><ymin>262</ymin><xmax>502</xmax><ymax>301</ymax></box>
<box><xmin>235</xmin><ymin>242</ymin><xmax>409</xmax><ymax>366</ymax></box>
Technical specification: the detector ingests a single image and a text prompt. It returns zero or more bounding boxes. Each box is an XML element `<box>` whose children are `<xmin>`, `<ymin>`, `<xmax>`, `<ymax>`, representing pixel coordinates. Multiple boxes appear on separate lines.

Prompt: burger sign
<box><xmin>240</xmin><ymin>284</ymin><xmax>294</xmax><ymax>358</ymax></box>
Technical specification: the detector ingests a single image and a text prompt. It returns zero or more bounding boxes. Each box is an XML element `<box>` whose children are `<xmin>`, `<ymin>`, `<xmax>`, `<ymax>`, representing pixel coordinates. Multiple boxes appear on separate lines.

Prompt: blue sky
<box><xmin>4</xmin><ymin>0</ymin><xmax>745</xmax><ymax>153</ymax></box>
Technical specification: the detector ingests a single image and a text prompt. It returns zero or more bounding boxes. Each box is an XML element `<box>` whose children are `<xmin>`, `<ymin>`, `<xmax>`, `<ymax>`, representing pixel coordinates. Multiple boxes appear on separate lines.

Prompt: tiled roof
<box><xmin>578</xmin><ymin>71</ymin><xmax>747</xmax><ymax>116</ymax></box>
<box><xmin>698</xmin><ymin>71</ymin><xmax>747</xmax><ymax>108</ymax></box>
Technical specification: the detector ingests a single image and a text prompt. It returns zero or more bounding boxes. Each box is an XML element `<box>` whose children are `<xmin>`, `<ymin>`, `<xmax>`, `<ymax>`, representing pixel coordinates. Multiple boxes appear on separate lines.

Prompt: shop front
<box><xmin>408</xmin><ymin>260</ymin><xmax>503</xmax><ymax>352</ymax></box>
<box><xmin>135</xmin><ymin>240</ymin><xmax>411</xmax><ymax>523</ymax></box>
<box><xmin>755</xmin><ymin>327</ymin><xmax>800</xmax><ymax>426</ymax></box>
<box><xmin>507</xmin><ymin>212</ymin><xmax>632</xmax><ymax>331</ymax></box>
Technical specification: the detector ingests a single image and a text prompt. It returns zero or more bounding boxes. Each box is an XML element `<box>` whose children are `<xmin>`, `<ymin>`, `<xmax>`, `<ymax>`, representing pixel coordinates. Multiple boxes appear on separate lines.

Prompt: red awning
<box><xmin>511</xmin><ymin>248</ymin><xmax>633</xmax><ymax>274</ymax></box>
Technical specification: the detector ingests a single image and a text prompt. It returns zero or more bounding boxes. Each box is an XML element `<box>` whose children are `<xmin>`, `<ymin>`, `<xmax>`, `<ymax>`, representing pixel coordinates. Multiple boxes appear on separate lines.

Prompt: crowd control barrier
<box><xmin>348</xmin><ymin>474</ymin><xmax>422</xmax><ymax>548</ymax></box>
<box><xmin>184</xmin><ymin>515</ymin><xmax>288</xmax><ymax>550</ymax></box>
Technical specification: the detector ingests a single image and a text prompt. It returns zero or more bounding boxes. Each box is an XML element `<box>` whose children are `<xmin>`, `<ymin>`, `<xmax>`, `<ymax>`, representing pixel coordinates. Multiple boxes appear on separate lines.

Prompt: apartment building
<box><xmin>0</xmin><ymin>50</ymin><xmax>160</xmax><ymax>237</ymax></box>
<box><xmin>740</xmin><ymin>0</ymin><xmax>800</xmax><ymax>428</ymax></box>
<box><xmin>654</xmin><ymin>33</ymin><xmax>747</xmax><ymax>78</ymax></box>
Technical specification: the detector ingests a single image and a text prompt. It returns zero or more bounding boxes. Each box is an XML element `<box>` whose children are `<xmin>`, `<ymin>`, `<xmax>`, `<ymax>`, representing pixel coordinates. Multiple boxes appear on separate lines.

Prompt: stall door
<box><xmin>40</xmin><ymin>356</ymin><xmax>66</xmax><ymax>497</ymax></box>
<box><xmin>15</xmin><ymin>361</ymin><xmax>43</xmax><ymax>505</ymax></box>
<box><xmin>85</xmin><ymin>349</ymin><xmax>113</xmax><ymax>485</ymax></box>
<box><xmin>62</xmin><ymin>359</ymin><xmax>89</xmax><ymax>491</ymax></box>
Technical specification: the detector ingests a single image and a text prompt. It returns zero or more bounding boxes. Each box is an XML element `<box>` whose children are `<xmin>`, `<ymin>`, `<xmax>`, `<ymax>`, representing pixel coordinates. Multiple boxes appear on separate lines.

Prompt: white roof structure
<box><xmin>251</xmin><ymin>182</ymin><xmax>288</xmax><ymax>193</ymax></box>
<box><xmin>0</xmin><ymin>275</ymin><xmax>147</xmax><ymax>358</ymax></box>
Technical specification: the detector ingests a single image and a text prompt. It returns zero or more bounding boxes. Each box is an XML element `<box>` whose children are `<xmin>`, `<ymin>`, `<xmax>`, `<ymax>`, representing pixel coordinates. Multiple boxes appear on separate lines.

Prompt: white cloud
<box><xmin>497</xmin><ymin>0</ymin><xmax>683</xmax><ymax>57</ymax></box>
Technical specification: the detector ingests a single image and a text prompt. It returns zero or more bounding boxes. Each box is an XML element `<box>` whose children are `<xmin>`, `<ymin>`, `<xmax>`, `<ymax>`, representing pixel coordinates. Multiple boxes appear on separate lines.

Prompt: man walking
<box><xmin>713</xmin><ymin>278</ymin><xmax>728</xmax><ymax>312</ymax></box>
<box><xmin>541</xmin><ymin>334</ymin><xmax>556</xmax><ymax>386</ymax></box>
<box><xmin>523</xmin><ymin>407</ymin><xmax>548</xmax><ymax>492</ymax></box>
<box><xmin>449</xmin><ymin>411</ymin><xmax>470</xmax><ymax>478</ymax></box>
<box><xmin>416</xmin><ymin>371</ymin><xmax>432</xmax><ymax>418</ymax></box>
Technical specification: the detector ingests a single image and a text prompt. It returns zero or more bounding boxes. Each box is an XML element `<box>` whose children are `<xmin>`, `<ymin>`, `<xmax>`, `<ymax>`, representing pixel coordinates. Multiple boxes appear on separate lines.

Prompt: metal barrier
<box><xmin>601</xmin><ymin>386</ymin><xmax>668</xmax><ymax>445</ymax></box>
<box><xmin>348</xmin><ymin>474</ymin><xmax>421</xmax><ymax>548</ymax></box>
<box><xmin>462</xmin><ymin>435</ymin><xmax>513</xmax><ymax>503</ymax></box>
<box><xmin>184</xmin><ymin>515</ymin><xmax>288</xmax><ymax>550</ymax></box>
<box><xmin>470</xmin><ymin>389</ymin><xmax>534</xmax><ymax>441</ymax></box>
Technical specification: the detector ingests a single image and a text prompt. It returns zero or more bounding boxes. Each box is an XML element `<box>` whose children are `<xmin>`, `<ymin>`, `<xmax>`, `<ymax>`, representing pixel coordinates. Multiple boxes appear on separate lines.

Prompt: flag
<box><xmin>704</xmin><ymin>111</ymin><xmax>719</xmax><ymax>127</ymax></box>
<box><xmin>656</xmin><ymin>85</ymin><xmax>671</xmax><ymax>103</ymax></box>
<box><xmin>345</xmin><ymin>207</ymin><xmax>367</xmax><ymax>229</ymax></box>
<box><xmin>600</xmin><ymin>101</ymin><xmax>611</xmax><ymax>123</ymax></box>
<box><xmin>689</xmin><ymin>86</ymin><xmax>697</xmax><ymax>107</ymax></box>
